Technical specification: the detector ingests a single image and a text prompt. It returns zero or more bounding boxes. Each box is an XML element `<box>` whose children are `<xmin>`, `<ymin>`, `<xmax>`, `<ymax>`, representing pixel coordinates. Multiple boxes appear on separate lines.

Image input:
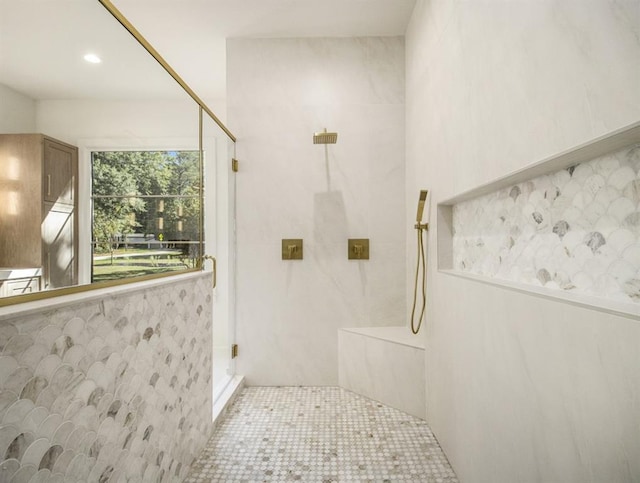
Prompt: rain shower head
<box><xmin>313</xmin><ymin>128</ymin><xmax>338</xmax><ymax>144</ymax></box>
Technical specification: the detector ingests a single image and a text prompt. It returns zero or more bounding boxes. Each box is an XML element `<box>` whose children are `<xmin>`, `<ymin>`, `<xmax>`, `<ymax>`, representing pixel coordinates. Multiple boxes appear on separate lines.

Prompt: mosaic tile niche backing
<box><xmin>453</xmin><ymin>143</ymin><xmax>640</xmax><ymax>304</ymax></box>
<box><xmin>0</xmin><ymin>274</ymin><xmax>213</xmax><ymax>482</ymax></box>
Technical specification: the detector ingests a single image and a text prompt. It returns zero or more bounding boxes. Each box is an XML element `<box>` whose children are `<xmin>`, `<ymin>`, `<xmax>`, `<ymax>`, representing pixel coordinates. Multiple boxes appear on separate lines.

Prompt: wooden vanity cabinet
<box><xmin>0</xmin><ymin>133</ymin><xmax>78</xmax><ymax>291</ymax></box>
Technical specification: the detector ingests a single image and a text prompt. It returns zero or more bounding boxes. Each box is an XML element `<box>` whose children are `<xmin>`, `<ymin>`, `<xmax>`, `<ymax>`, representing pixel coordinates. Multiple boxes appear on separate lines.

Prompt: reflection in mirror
<box><xmin>0</xmin><ymin>0</ymin><xmax>201</xmax><ymax>302</ymax></box>
<box><xmin>91</xmin><ymin>150</ymin><xmax>201</xmax><ymax>282</ymax></box>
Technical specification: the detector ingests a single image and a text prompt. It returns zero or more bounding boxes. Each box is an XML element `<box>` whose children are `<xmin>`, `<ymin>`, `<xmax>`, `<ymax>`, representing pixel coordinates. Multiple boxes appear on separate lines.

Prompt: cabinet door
<box><xmin>43</xmin><ymin>139</ymin><xmax>76</xmax><ymax>204</ymax></box>
<box><xmin>1</xmin><ymin>277</ymin><xmax>40</xmax><ymax>297</ymax></box>
<box><xmin>42</xmin><ymin>205</ymin><xmax>75</xmax><ymax>289</ymax></box>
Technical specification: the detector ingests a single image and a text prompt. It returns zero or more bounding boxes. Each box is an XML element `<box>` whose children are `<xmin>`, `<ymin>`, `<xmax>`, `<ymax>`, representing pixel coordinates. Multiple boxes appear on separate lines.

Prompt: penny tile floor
<box><xmin>185</xmin><ymin>386</ymin><xmax>458</xmax><ymax>482</ymax></box>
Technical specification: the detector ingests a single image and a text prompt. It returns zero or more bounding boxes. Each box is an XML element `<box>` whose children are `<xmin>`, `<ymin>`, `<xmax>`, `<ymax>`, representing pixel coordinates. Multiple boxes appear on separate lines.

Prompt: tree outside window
<box><xmin>91</xmin><ymin>150</ymin><xmax>200</xmax><ymax>282</ymax></box>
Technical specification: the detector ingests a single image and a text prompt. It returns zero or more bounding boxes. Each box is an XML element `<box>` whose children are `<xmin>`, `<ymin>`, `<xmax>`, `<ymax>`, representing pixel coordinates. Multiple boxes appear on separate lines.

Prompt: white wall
<box><xmin>228</xmin><ymin>37</ymin><xmax>406</xmax><ymax>386</ymax></box>
<box><xmin>406</xmin><ymin>1</ymin><xmax>640</xmax><ymax>482</ymax></box>
<box><xmin>0</xmin><ymin>83</ymin><xmax>36</xmax><ymax>132</ymax></box>
<box><xmin>36</xmin><ymin>98</ymin><xmax>199</xmax><ymax>145</ymax></box>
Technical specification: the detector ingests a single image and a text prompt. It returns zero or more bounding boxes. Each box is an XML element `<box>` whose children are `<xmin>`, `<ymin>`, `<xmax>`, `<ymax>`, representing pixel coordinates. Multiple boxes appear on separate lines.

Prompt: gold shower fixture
<box><xmin>411</xmin><ymin>190</ymin><xmax>429</xmax><ymax>335</ymax></box>
<box><xmin>313</xmin><ymin>128</ymin><xmax>338</xmax><ymax>144</ymax></box>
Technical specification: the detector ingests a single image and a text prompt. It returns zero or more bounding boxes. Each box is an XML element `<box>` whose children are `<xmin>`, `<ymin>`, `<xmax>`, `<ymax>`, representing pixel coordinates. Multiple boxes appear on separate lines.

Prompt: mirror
<box><xmin>0</xmin><ymin>0</ymin><xmax>216</xmax><ymax>304</ymax></box>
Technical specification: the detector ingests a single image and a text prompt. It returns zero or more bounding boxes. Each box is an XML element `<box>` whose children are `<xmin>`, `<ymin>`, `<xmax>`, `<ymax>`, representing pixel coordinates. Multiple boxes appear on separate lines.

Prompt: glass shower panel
<box><xmin>202</xmin><ymin>111</ymin><xmax>236</xmax><ymax>403</ymax></box>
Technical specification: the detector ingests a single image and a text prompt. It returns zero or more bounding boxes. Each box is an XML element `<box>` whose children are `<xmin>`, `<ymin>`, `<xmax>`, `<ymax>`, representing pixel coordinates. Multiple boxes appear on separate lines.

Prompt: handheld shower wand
<box><xmin>411</xmin><ymin>190</ymin><xmax>429</xmax><ymax>334</ymax></box>
<box><xmin>415</xmin><ymin>190</ymin><xmax>428</xmax><ymax>230</ymax></box>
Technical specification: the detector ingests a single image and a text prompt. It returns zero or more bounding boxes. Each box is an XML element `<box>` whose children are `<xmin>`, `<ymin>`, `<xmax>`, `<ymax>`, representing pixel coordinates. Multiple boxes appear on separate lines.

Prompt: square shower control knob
<box><xmin>348</xmin><ymin>239</ymin><xmax>370</xmax><ymax>260</ymax></box>
<box><xmin>282</xmin><ymin>239</ymin><xmax>303</xmax><ymax>260</ymax></box>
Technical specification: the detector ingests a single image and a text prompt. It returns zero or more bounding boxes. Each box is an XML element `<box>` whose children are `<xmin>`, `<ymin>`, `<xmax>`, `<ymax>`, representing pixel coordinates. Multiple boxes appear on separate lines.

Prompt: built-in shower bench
<box><xmin>338</xmin><ymin>326</ymin><xmax>425</xmax><ymax>419</ymax></box>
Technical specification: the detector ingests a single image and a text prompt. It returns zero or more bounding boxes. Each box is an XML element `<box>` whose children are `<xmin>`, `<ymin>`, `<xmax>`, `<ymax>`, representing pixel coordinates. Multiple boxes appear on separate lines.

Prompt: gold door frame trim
<box><xmin>0</xmin><ymin>269</ymin><xmax>202</xmax><ymax>308</ymax></box>
<box><xmin>199</xmin><ymin>107</ymin><xmax>205</xmax><ymax>256</ymax></box>
<box><xmin>98</xmin><ymin>0</ymin><xmax>237</xmax><ymax>143</ymax></box>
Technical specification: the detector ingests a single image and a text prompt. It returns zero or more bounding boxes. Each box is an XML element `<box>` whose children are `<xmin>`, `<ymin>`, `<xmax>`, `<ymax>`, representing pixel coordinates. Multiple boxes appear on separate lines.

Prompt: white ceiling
<box><xmin>113</xmin><ymin>0</ymin><xmax>417</xmax><ymax>101</ymax></box>
<box><xmin>0</xmin><ymin>0</ymin><xmax>187</xmax><ymax>100</ymax></box>
<box><xmin>0</xmin><ymin>0</ymin><xmax>416</xmax><ymax>103</ymax></box>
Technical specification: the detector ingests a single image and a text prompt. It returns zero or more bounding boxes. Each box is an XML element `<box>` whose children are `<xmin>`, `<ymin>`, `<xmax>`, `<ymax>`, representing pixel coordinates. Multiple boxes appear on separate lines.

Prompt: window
<box><xmin>91</xmin><ymin>150</ymin><xmax>201</xmax><ymax>282</ymax></box>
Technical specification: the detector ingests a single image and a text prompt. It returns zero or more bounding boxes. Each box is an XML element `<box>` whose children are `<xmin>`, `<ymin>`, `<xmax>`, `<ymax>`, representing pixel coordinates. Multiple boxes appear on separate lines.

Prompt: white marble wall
<box><xmin>0</xmin><ymin>274</ymin><xmax>214</xmax><ymax>482</ymax></box>
<box><xmin>338</xmin><ymin>327</ymin><xmax>425</xmax><ymax>419</ymax></box>
<box><xmin>406</xmin><ymin>1</ymin><xmax>640</xmax><ymax>482</ymax></box>
<box><xmin>227</xmin><ymin>37</ymin><xmax>406</xmax><ymax>386</ymax></box>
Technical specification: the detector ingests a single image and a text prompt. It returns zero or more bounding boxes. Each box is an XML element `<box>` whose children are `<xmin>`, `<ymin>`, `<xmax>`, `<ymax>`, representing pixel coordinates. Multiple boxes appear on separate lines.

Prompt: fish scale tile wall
<box><xmin>0</xmin><ymin>275</ymin><xmax>213</xmax><ymax>482</ymax></box>
<box><xmin>453</xmin><ymin>143</ymin><xmax>640</xmax><ymax>304</ymax></box>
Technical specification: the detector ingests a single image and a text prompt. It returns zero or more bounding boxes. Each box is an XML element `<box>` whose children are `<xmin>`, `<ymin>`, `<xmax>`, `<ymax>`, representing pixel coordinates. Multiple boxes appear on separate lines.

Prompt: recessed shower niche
<box><xmin>437</xmin><ymin>122</ymin><xmax>640</xmax><ymax>318</ymax></box>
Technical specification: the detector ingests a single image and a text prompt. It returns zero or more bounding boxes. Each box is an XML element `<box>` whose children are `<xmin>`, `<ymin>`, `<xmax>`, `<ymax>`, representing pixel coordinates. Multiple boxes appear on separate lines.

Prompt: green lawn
<box><xmin>92</xmin><ymin>250</ymin><xmax>194</xmax><ymax>282</ymax></box>
<box><xmin>93</xmin><ymin>248</ymin><xmax>153</xmax><ymax>256</ymax></box>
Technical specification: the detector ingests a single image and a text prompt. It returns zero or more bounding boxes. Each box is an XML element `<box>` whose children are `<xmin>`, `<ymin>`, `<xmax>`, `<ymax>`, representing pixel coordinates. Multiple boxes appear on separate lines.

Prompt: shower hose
<box><xmin>410</xmin><ymin>224</ymin><xmax>427</xmax><ymax>334</ymax></box>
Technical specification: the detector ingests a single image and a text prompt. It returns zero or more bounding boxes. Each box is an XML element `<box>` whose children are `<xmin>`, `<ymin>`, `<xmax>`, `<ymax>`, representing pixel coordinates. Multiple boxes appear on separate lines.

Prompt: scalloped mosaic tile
<box><xmin>185</xmin><ymin>386</ymin><xmax>458</xmax><ymax>482</ymax></box>
<box><xmin>0</xmin><ymin>275</ymin><xmax>213</xmax><ymax>482</ymax></box>
<box><xmin>453</xmin><ymin>143</ymin><xmax>640</xmax><ymax>303</ymax></box>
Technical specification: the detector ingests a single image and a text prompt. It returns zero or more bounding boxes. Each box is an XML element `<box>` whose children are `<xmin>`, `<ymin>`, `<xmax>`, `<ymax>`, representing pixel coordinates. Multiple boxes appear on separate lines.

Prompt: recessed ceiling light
<box><xmin>84</xmin><ymin>53</ymin><xmax>101</xmax><ymax>64</ymax></box>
